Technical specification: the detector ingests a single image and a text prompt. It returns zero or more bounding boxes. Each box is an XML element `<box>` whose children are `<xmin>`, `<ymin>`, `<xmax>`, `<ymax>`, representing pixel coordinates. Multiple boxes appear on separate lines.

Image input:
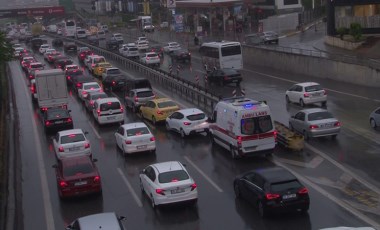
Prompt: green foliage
<box><xmin>336</xmin><ymin>27</ymin><xmax>348</xmax><ymax>40</ymax></box>
<box><xmin>349</xmin><ymin>23</ymin><xmax>362</xmax><ymax>42</ymax></box>
<box><xmin>0</xmin><ymin>32</ymin><xmax>14</xmax><ymax>64</ymax></box>
<box><xmin>31</xmin><ymin>23</ymin><xmax>43</xmax><ymax>36</ymax></box>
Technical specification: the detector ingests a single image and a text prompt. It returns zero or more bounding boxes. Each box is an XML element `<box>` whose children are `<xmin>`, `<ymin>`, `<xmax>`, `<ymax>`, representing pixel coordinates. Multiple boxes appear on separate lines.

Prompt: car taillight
<box><xmin>42</xmin><ymin>107</ymin><xmax>48</xmax><ymax>111</ymax></box>
<box><xmin>82</xmin><ymin>91</ymin><xmax>88</xmax><ymax>95</ymax></box>
<box><xmin>150</xmin><ymin>137</ymin><xmax>155</xmax><ymax>141</ymax></box>
<box><xmin>265</xmin><ymin>193</ymin><xmax>280</xmax><ymax>200</ymax></box>
<box><xmin>91</xmin><ymin>64</ymin><xmax>95</xmax><ymax>67</ymax></box>
<box><xmin>45</xmin><ymin>121</ymin><xmax>51</xmax><ymax>126</ymax></box>
<box><xmin>67</xmin><ymin>76</ymin><xmax>71</xmax><ymax>80</ymax></box>
<box><xmin>183</xmin><ymin>122</ymin><xmax>191</xmax><ymax>126</ymax></box>
<box><xmin>112</xmin><ymin>81</ymin><xmax>116</xmax><ymax>86</ymax></box>
<box><xmin>125</xmin><ymin>140</ymin><xmax>132</xmax><ymax>144</ymax></box>
<box><xmin>334</xmin><ymin>121</ymin><xmax>341</xmax><ymax>127</ymax></box>
<box><xmin>84</xmin><ymin>143</ymin><xmax>90</xmax><ymax>149</ymax></box>
<box><xmin>59</xmin><ymin>180</ymin><xmax>68</xmax><ymax>188</ymax></box>
<box><xmin>120</xmin><ymin>107</ymin><xmax>124</xmax><ymax>113</ymax></box>
<box><xmin>191</xmin><ymin>183</ymin><xmax>197</xmax><ymax>191</ymax></box>
<box><xmin>93</xmin><ymin>176</ymin><xmax>101</xmax><ymax>183</ymax></box>
<box><xmin>80</xmin><ymin>54</ymin><xmax>84</xmax><ymax>57</ymax></box>
<box><xmin>97</xmin><ymin>109</ymin><xmax>101</xmax><ymax>116</ymax></box>
<box><xmin>236</xmin><ymin>136</ymin><xmax>242</xmax><ymax>146</ymax></box>
<box><xmin>309</xmin><ymin>125</ymin><xmax>319</xmax><ymax>129</ymax></box>
<box><xmin>90</xmin><ymin>101</ymin><xmax>94</xmax><ymax>105</ymax></box>
<box><xmin>298</xmin><ymin>187</ymin><xmax>308</xmax><ymax>194</ymax></box>
<box><xmin>30</xmin><ymin>86</ymin><xmax>35</xmax><ymax>93</ymax></box>
<box><xmin>76</xmin><ymin>83</ymin><xmax>82</xmax><ymax>88</ymax></box>
<box><xmin>156</xmin><ymin>188</ymin><xmax>165</xmax><ymax>195</ymax></box>
<box><xmin>134</xmin><ymin>96</ymin><xmax>138</xmax><ymax>102</ymax></box>
<box><xmin>66</xmin><ymin>118</ymin><xmax>72</xmax><ymax>123</ymax></box>
<box><xmin>156</xmin><ymin>110</ymin><xmax>163</xmax><ymax>115</ymax></box>
<box><xmin>58</xmin><ymin>147</ymin><xmax>64</xmax><ymax>152</ymax></box>
<box><xmin>304</xmin><ymin>92</ymin><xmax>310</xmax><ymax>97</ymax></box>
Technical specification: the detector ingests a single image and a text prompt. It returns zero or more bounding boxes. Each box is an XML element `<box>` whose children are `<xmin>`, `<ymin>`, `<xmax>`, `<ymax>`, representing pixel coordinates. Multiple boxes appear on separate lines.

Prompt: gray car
<box><xmin>66</xmin><ymin>212</ymin><xmax>126</xmax><ymax>230</ymax></box>
<box><xmin>125</xmin><ymin>88</ymin><xmax>155</xmax><ymax>113</ymax></box>
<box><xmin>369</xmin><ymin>107</ymin><xmax>380</xmax><ymax>129</ymax></box>
<box><xmin>83</xmin><ymin>92</ymin><xmax>108</xmax><ymax>111</ymax></box>
<box><xmin>289</xmin><ymin>108</ymin><xmax>341</xmax><ymax>140</ymax></box>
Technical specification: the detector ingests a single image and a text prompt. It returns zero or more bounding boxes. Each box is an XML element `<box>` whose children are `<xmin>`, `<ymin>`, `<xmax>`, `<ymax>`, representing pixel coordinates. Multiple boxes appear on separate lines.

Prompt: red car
<box><xmin>53</xmin><ymin>156</ymin><xmax>102</xmax><ymax>199</ymax></box>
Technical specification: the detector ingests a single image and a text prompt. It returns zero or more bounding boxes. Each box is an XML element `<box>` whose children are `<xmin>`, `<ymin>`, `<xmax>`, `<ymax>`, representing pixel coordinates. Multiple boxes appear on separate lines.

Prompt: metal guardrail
<box><xmin>49</xmin><ymin>34</ymin><xmax>220</xmax><ymax>116</ymax></box>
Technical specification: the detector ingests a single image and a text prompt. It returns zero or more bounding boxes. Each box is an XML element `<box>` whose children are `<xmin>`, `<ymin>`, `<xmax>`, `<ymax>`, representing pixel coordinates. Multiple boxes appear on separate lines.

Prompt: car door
<box><xmin>141</xmin><ymin>166</ymin><xmax>155</xmax><ymax>194</ymax></box>
<box><xmin>294</xmin><ymin>85</ymin><xmax>304</xmax><ymax>102</ymax></box>
<box><xmin>287</xmin><ymin>85</ymin><xmax>297</xmax><ymax>102</ymax></box>
<box><xmin>143</xmin><ymin>101</ymin><xmax>154</xmax><ymax>121</ymax></box>
<box><xmin>167</xmin><ymin>112</ymin><xmax>179</xmax><ymax>131</ymax></box>
<box><xmin>115</xmin><ymin>126</ymin><xmax>124</xmax><ymax>148</ymax></box>
<box><xmin>53</xmin><ymin>133</ymin><xmax>60</xmax><ymax>154</ymax></box>
<box><xmin>374</xmin><ymin>108</ymin><xmax>380</xmax><ymax>125</ymax></box>
<box><xmin>248</xmin><ymin>174</ymin><xmax>264</xmax><ymax>206</ymax></box>
<box><xmin>292</xmin><ymin>112</ymin><xmax>306</xmax><ymax>133</ymax></box>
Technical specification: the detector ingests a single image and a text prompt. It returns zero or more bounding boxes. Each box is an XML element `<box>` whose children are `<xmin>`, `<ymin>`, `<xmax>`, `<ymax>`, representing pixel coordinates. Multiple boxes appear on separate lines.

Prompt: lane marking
<box><xmin>273</xmin><ymin>155</ymin><xmax>324</xmax><ymax>168</ymax></box>
<box><xmin>87</xmin><ymin>120</ymin><xmax>101</xmax><ymax>139</ymax></box>
<box><xmin>16</xmin><ymin>62</ymin><xmax>55</xmax><ymax>229</ymax></box>
<box><xmin>183</xmin><ymin>156</ymin><xmax>223</xmax><ymax>193</ymax></box>
<box><xmin>273</xmin><ymin>159</ymin><xmax>380</xmax><ymax>229</ymax></box>
<box><xmin>117</xmin><ymin>168</ymin><xmax>143</xmax><ymax>207</ymax></box>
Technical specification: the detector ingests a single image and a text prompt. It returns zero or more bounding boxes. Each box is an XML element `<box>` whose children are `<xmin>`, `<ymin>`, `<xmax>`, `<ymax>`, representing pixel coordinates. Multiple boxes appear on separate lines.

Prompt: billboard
<box><xmin>0</xmin><ymin>6</ymin><xmax>65</xmax><ymax>19</ymax></box>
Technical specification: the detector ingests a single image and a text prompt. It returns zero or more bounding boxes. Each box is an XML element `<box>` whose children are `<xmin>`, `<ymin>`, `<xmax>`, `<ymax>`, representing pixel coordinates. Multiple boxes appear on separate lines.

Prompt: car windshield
<box><xmin>100</xmin><ymin>102</ymin><xmax>120</xmax><ymax>111</ymax></box>
<box><xmin>61</xmin><ymin>133</ymin><xmax>85</xmax><ymax>144</ymax></box>
<box><xmin>63</xmin><ymin>162</ymin><xmax>94</xmax><ymax>177</ymax></box>
<box><xmin>305</xmin><ymin>84</ymin><xmax>323</xmax><ymax>92</ymax></box>
<box><xmin>108</xmin><ymin>69</ymin><xmax>121</xmax><ymax>74</ymax></box>
<box><xmin>241</xmin><ymin>115</ymin><xmax>273</xmax><ymax>135</ymax></box>
<box><xmin>136</xmin><ymin>91</ymin><xmax>154</xmax><ymax>97</ymax></box>
<box><xmin>46</xmin><ymin>110</ymin><xmax>69</xmax><ymax>119</ymax></box>
<box><xmin>126</xmin><ymin>127</ymin><xmax>150</xmax><ymax>136</ymax></box>
<box><xmin>270</xmin><ymin>180</ymin><xmax>302</xmax><ymax>193</ymax></box>
<box><xmin>308</xmin><ymin>111</ymin><xmax>334</xmax><ymax>121</ymax></box>
<box><xmin>186</xmin><ymin>113</ymin><xmax>206</xmax><ymax>121</ymax></box>
<box><xmin>157</xmin><ymin>101</ymin><xmax>176</xmax><ymax>108</ymax></box>
<box><xmin>158</xmin><ymin>170</ymin><xmax>189</xmax><ymax>183</ymax></box>
<box><xmin>84</xmin><ymin>84</ymin><xmax>100</xmax><ymax>90</ymax></box>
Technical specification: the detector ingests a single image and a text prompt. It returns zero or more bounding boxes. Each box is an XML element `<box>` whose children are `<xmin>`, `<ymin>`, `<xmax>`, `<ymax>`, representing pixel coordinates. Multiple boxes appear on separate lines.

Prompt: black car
<box><xmin>233</xmin><ymin>166</ymin><xmax>310</xmax><ymax>218</ymax></box>
<box><xmin>48</xmin><ymin>53</ymin><xmax>64</xmax><ymax>64</ymax></box>
<box><xmin>87</xmin><ymin>35</ymin><xmax>99</xmax><ymax>46</ymax></box>
<box><xmin>149</xmin><ymin>45</ymin><xmax>164</xmax><ymax>57</ymax></box>
<box><xmin>42</xmin><ymin>107</ymin><xmax>73</xmax><ymax>133</ymax></box>
<box><xmin>54</xmin><ymin>58</ymin><xmax>74</xmax><ymax>70</ymax></box>
<box><xmin>106</xmin><ymin>38</ymin><xmax>119</xmax><ymax>50</ymax></box>
<box><xmin>31</xmin><ymin>38</ymin><xmax>44</xmax><ymax>50</ymax></box>
<box><xmin>207</xmin><ymin>68</ymin><xmax>242</xmax><ymax>86</ymax></box>
<box><xmin>170</xmin><ymin>49</ymin><xmax>191</xmax><ymax>63</ymax></box>
<box><xmin>65</xmin><ymin>69</ymin><xmax>84</xmax><ymax>85</ymax></box>
<box><xmin>71</xmin><ymin>75</ymin><xmax>95</xmax><ymax>93</ymax></box>
<box><xmin>52</xmin><ymin>38</ymin><xmax>63</xmax><ymax>47</ymax></box>
<box><xmin>102</xmin><ymin>74</ymin><xmax>127</xmax><ymax>91</ymax></box>
<box><xmin>124</xmin><ymin>78</ymin><xmax>152</xmax><ymax>93</ymax></box>
<box><xmin>64</xmin><ymin>42</ymin><xmax>77</xmax><ymax>52</ymax></box>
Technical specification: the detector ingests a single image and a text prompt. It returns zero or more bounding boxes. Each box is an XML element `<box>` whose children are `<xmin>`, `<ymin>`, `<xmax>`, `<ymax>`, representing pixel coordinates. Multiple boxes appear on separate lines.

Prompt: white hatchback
<box><xmin>39</xmin><ymin>44</ymin><xmax>51</xmax><ymax>54</ymax></box>
<box><xmin>163</xmin><ymin>42</ymin><xmax>181</xmax><ymax>53</ymax></box>
<box><xmin>53</xmin><ymin>129</ymin><xmax>91</xmax><ymax>160</ymax></box>
<box><xmin>92</xmin><ymin>97</ymin><xmax>124</xmax><ymax>125</ymax></box>
<box><xmin>78</xmin><ymin>82</ymin><xmax>102</xmax><ymax>100</ymax></box>
<box><xmin>115</xmin><ymin>122</ymin><xmax>156</xmax><ymax>155</ymax></box>
<box><xmin>286</xmin><ymin>82</ymin><xmax>327</xmax><ymax>107</ymax></box>
<box><xmin>139</xmin><ymin>161</ymin><xmax>198</xmax><ymax>209</ymax></box>
<box><xmin>166</xmin><ymin>108</ymin><xmax>209</xmax><ymax>138</ymax></box>
<box><xmin>140</xmin><ymin>52</ymin><xmax>160</xmax><ymax>66</ymax></box>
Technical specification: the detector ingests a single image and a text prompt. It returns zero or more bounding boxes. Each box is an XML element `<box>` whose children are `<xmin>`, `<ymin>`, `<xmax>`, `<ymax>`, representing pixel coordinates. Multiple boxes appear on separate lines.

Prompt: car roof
<box><xmin>83</xmin><ymin>82</ymin><xmax>100</xmax><ymax>86</ymax></box>
<box><xmin>295</xmin><ymin>82</ymin><xmax>321</xmax><ymax>87</ymax></box>
<box><xmin>151</xmin><ymin>161</ymin><xmax>184</xmax><ymax>173</ymax></box>
<box><xmin>58</xmin><ymin>129</ymin><xmax>84</xmax><ymax>136</ymax></box>
<box><xmin>61</xmin><ymin>155</ymin><xmax>92</xmax><ymax>167</ymax></box>
<box><xmin>151</xmin><ymin>98</ymin><xmax>173</xmax><ymax>103</ymax></box>
<box><xmin>177</xmin><ymin>108</ymin><xmax>204</xmax><ymax>115</ymax></box>
<box><xmin>76</xmin><ymin>212</ymin><xmax>121</xmax><ymax>230</ymax></box>
<box><xmin>254</xmin><ymin>166</ymin><xmax>297</xmax><ymax>184</ymax></box>
<box><xmin>132</xmin><ymin>88</ymin><xmax>153</xmax><ymax>93</ymax></box>
<box><xmin>96</xmin><ymin>97</ymin><xmax>120</xmax><ymax>103</ymax></box>
<box><xmin>122</xmin><ymin>122</ymin><xmax>148</xmax><ymax>130</ymax></box>
<box><xmin>299</xmin><ymin>108</ymin><xmax>329</xmax><ymax>114</ymax></box>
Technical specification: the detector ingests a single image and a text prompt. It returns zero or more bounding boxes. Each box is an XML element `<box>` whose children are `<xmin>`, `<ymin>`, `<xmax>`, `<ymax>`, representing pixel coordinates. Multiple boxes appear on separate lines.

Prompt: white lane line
<box><xmin>306</xmin><ymin>143</ymin><xmax>380</xmax><ymax>195</ymax></box>
<box><xmin>18</xmin><ymin>63</ymin><xmax>55</xmax><ymax>229</ymax></box>
<box><xmin>117</xmin><ymin>168</ymin><xmax>143</xmax><ymax>208</ymax></box>
<box><xmin>183</xmin><ymin>156</ymin><xmax>223</xmax><ymax>193</ymax></box>
<box><xmin>244</xmin><ymin>68</ymin><xmax>380</xmax><ymax>102</ymax></box>
<box><xmin>273</xmin><ymin>159</ymin><xmax>380</xmax><ymax>229</ymax></box>
<box><xmin>87</xmin><ymin>121</ymin><xmax>101</xmax><ymax>139</ymax></box>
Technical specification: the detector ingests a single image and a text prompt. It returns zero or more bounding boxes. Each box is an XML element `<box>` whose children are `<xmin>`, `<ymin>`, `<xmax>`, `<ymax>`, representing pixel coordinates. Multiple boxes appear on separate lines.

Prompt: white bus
<box><xmin>63</xmin><ymin>20</ymin><xmax>76</xmax><ymax>38</ymax></box>
<box><xmin>199</xmin><ymin>41</ymin><xmax>243</xmax><ymax>70</ymax></box>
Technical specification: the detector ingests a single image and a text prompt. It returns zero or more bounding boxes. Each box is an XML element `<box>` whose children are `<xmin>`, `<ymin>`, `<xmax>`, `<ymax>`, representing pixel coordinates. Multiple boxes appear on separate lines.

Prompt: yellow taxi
<box><xmin>93</xmin><ymin>62</ymin><xmax>112</xmax><ymax>77</ymax></box>
<box><xmin>140</xmin><ymin>98</ymin><xmax>180</xmax><ymax>125</ymax></box>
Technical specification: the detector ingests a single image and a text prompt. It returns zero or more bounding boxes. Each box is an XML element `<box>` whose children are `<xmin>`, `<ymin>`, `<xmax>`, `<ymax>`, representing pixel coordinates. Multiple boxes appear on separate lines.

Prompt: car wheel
<box><xmin>150</xmin><ymin>195</ymin><xmax>156</xmax><ymax>209</ymax></box>
<box><xmin>180</xmin><ymin>129</ymin><xmax>186</xmax><ymax>138</ymax></box>
<box><xmin>230</xmin><ymin>146</ymin><xmax>238</xmax><ymax>159</ymax></box>
<box><xmin>322</xmin><ymin>101</ymin><xmax>327</xmax><ymax>107</ymax></box>
<box><xmin>165</xmin><ymin>122</ymin><xmax>171</xmax><ymax>131</ymax></box>
<box><xmin>234</xmin><ymin>183</ymin><xmax>241</xmax><ymax>198</ymax></box>
<box><xmin>331</xmin><ymin>134</ymin><xmax>337</xmax><ymax>140</ymax></box>
<box><xmin>286</xmin><ymin>95</ymin><xmax>290</xmax><ymax>104</ymax></box>
<box><xmin>152</xmin><ymin>116</ymin><xmax>157</xmax><ymax>125</ymax></box>
<box><xmin>300</xmin><ymin>99</ymin><xmax>305</xmax><ymax>107</ymax></box>
<box><xmin>370</xmin><ymin>118</ymin><xmax>377</xmax><ymax>129</ymax></box>
<box><xmin>303</xmin><ymin>130</ymin><xmax>309</xmax><ymax>141</ymax></box>
<box><xmin>139</xmin><ymin>179</ymin><xmax>144</xmax><ymax>193</ymax></box>
<box><xmin>258</xmin><ymin>201</ymin><xmax>267</xmax><ymax>218</ymax></box>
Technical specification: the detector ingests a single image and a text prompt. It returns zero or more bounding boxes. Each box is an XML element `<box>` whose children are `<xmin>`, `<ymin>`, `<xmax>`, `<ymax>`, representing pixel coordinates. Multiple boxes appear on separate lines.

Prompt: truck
<box><xmin>35</xmin><ymin>69</ymin><xmax>68</xmax><ymax>111</ymax></box>
<box><xmin>137</xmin><ymin>16</ymin><xmax>152</xmax><ymax>31</ymax></box>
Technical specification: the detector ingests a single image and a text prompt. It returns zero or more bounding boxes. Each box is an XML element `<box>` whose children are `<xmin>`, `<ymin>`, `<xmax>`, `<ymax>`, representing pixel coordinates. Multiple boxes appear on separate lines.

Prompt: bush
<box><xmin>349</xmin><ymin>23</ymin><xmax>362</xmax><ymax>42</ymax></box>
<box><xmin>336</xmin><ymin>27</ymin><xmax>348</xmax><ymax>40</ymax></box>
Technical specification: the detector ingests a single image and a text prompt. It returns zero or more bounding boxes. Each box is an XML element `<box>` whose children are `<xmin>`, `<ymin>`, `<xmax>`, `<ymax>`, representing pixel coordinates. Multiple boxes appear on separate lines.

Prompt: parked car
<box><xmin>206</xmin><ymin>68</ymin><xmax>242</xmax><ymax>86</ymax></box>
<box><xmin>92</xmin><ymin>97</ymin><xmax>124</xmax><ymax>125</ymax></box>
<box><xmin>53</xmin><ymin>129</ymin><xmax>91</xmax><ymax>160</ymax></box>
<box><xmin>66</xmin><ymin>212</ymin><xmax>126</xmax><ymax>230</ymax></box>
<box><xmin>125</xmin><ymin>88</ymin><xmax>155</xmax><ymax>113</ymax></box>
<box><xmin>234</xmin><ymin>166</ymin><xmax>310</xmax><ymax>217</ymax></box>
<box><xmin>140</xmin><ymin>98</ymin><xmax>180</xmax><ymax>125</ymax></box>
<box><xmin>369</xmin><ymin>107</ymin><xmax>380</xmax><ymax>129</ymax></box>
<box><xmin>165</xmin><ymin>108</ymin><xmax>209</xmax><ymax>138</ymax></box>
<box><xmin>139</xmin><ymin>161</ymin><xmax>198</xmax><ymax>209</ymax></box>
<box><xmin>115</xmin><ymin>122</ymin><xmax>156</xmax><ymax>155</ymax></box>
<box><xmin>289</xmin><ymin>108</ymin><xmax>341</xmax><ymax>140</ymax></box>
<box><xmin>285</xmin><ymin>82</ymin><xmax>327</xmax><ymax>107</ymax></box>
<box><xmin>42</xmin><ymin>107</ymin><xmax>73</xmax><ymax>133</ymax></box>
<box><xmin>170</xmin><ymin>49</ymin><xmax>191</xmax><ymax>63</ymax></box>
<box><xmin>53</xmin><ymin>155</ymin><xmax>101</xmax><ymax>199</ymax></box>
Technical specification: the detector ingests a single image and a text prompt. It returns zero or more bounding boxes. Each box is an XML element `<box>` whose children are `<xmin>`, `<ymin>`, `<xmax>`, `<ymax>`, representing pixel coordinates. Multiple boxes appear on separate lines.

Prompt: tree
<box><xmin>0</xmin><ymin>32</ymin><xmax>13</xmax><ymax>64</ymax></box>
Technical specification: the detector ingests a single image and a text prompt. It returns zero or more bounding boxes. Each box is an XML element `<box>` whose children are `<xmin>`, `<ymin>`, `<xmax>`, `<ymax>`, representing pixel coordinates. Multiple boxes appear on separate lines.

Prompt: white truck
<box><xmin>35</xmin><ymin>69</ymin><xmax>68</xmax><ymax>111</ymax></box>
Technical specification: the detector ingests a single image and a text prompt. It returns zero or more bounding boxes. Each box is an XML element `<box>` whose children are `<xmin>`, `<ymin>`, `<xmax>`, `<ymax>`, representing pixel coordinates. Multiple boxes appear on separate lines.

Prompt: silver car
<box><xmin>289</xmin><ymin>108</ymin><xmax>341</xmax><ymax>140</ymax></box>
<box><xmin>125</xmin><ymin>88</ymin><xmax>155</xmax><ymax>113</ymax></box>
<box><xmin>66</xmin><ymin>212</ymin><xmax>126</xmax><ymax>230</ymax></box>
<box><xmin>369</xmin><ymin>107</ymin><xmax>380</xmax><ymax>129</ymax></box>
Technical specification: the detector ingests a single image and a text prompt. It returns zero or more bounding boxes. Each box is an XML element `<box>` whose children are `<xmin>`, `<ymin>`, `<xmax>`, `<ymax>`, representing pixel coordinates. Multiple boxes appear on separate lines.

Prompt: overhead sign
<box><xmin>0</xmin><ymin>6</ymin><xmax>65</xmax><ymax>19</ymax></box>
<box><xmin>167</xmin><ymin>0</ymin><xmax>176</xmax><ymax>8</ymax></box>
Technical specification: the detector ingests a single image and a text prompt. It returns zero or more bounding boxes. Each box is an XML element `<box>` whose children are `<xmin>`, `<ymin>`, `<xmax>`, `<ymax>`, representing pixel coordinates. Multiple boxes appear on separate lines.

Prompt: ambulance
<box><xmin>209</xmin><ymin>97</ymin><xmax>276</xmax><ymax>159</ymax></box>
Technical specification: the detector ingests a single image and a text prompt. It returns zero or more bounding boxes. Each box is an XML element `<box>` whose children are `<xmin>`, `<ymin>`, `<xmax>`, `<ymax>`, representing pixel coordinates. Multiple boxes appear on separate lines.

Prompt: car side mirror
<box><xmin>84</xmin><ymin>131</ymin><xmax>89</xmax><ymax>135</ymax></box>
<box><xmin>182</xmin><ymin>163</ymin><xmax>187</xmax><ymax>167</ymax></box>
<box><xmin>140</xmin><ymin>169</ymin><xmax>145</xmax><ymax>174</ymax></box>
<box><xmin>52</xmin><ymin>164</ymin><xmax>58</xmax><ymax>168</ymax></box>
<box><xmin>92</xmin><ymin>158</ymin><xmax>98</xmax><ymax>163</ymax></box>
<box><xmin>118</xmin><ymin>216</ymin><xmax>126</xmax><ymax>221</ymax></box>
<box><xmin>66</xmin><ymin>225</ymin><xmax>73</xmax><ymax>230</ymax></box>
<box><xmin>68</xmin><ymin>110</ymin><xmax>72</xmax><ymax>113</ymax></box>
<box><xmin>291</xmin><ymin>115</ymin><xmax>295</xmax><ymax>118</ymax></box>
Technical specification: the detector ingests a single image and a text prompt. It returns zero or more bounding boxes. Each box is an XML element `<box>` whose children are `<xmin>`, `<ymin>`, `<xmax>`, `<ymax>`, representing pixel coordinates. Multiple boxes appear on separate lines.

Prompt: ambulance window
<box><xmin>241</xmin><ymin>115</ymin><xmax>273</xmax><ymax>135</ymax></box>
<box><xmin>241</xmin><ymin>118</ymin><xmax>255</xmax><ymax>135</ymax></box>
<box><xmin>258</xmin><ymin>115</ymin><xmax>273</xmax><ymax>133</ymax></box>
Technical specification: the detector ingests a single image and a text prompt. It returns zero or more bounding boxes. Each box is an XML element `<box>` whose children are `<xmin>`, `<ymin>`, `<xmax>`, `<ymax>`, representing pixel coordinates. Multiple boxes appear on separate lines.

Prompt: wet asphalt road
<box><xmin>9</xmin><ymin>33</ymin><xmax>380</xmax><ymax>230</ymax></box>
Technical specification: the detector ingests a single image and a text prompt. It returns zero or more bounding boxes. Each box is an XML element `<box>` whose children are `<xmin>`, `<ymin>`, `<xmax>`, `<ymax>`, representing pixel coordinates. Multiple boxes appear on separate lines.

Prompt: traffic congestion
<box><xmin>3</xmin><ymin>18</ymin><xmax>380</xmax><ymax>230</ymax></box>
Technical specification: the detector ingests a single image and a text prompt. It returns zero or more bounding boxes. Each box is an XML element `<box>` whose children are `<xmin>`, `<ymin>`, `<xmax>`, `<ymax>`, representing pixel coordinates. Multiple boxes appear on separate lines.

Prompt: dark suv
<box><xmin>124</xmin><ymin>78</ymin><xmax>152</xmax><ymax>93</ymax></box>
<box><xmin>170</xmin><ymin>49</ymin><xmax>191</xmax><ymax>63</ymax></box>
<box><xmin>233</xmin><ymin>166</ymin><xmax>310</xmax><ymax>218</ymax></box>
<box><xmin>42</xmin><ymin>107</ymin><xmax>73</xmax><ymax>133</ymax></box>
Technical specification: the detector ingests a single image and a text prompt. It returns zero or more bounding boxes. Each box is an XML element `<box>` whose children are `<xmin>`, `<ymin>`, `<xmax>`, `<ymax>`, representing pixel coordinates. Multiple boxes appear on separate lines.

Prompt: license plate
<box><xmin>55</xmin><ymin>121</ymin><xmax>63</xmax><ymax>124</ymax></box>
<box><xmin>196</xmin><ymin>129</ymin><xmax>204</xmax><ymax>133</ymax></box>
<box><xmin>171</xmin><ymin>188</ymin><xmax>185</xmax><ymax>194</ymax></box>
<box><xmin>137</xmin><ymin>145</ymin><xmax>147</xmax><ymax>149</ymax></box>
<box><xmin>75</xmin><ymin>181</ymin><xmax>87</xmax><ymax>186</ymax></box>
<box><xmin>282</xmin><ymin>194</ymin><xmax>296</xmax><ymax>200</ymax></box>
<box><xmin>107</xmin><ymin>116</ymin><xmax>116</xmax><ymax>120</ymax></box>
<box><xmin>69</xmin><ymin>147</ymin><xmax>80</xmax><ymax>151</ymax></box>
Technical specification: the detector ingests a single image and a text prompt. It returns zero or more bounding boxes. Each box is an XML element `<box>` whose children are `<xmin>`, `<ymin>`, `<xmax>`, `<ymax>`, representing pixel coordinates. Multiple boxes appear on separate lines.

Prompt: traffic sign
<box><xmin>167</xmin><ymin>0</ymin><xmax>176</xmax><ymax>8</ymax></box>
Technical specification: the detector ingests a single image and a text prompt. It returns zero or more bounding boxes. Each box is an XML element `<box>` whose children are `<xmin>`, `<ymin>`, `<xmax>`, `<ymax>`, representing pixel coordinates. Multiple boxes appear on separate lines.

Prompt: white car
<box><xmin>285</xmin><ymin>82</ymin><xmax>327</xmax><ymax>107</ymax></box>
<box><xmin>139</xmin><ymin>161</ymin><xmax>198</xmax><ymax>209</ymax></box>
<box><xmin>43</xmin><ymin>49</ymin><xmax>56</xmax><ymax>60</ymax></box>
<box><xmin>92</xmin><ymin>97</ymin><xmax>124</xmax><ymax>125</ymax></box>
<box><xmin>64</xmin><ymin>64</ymin><xmax>79</xmax><ymax>72</ymax></box>
<box><xmin>14</xmin><ymin>47</ymin><xmax>24</xmax><ymax>57</ymax></box>
<box><xmin>53</xmin><ymin>129</ymin><xmax>91</xmax><ymax>160</ymax></box>
<box><xmin>135</xmin><ymin>37</ymin><xmax>148</xmax><ymax>44</ymax></box>
<box><xmin>136</xmin><ymin>41</ymin><xmax>149</xmax><ymax>51</ymax></box>
<box><xmin>112</xmin><ymin>33</ymin><xmax>124</xmax><ymax>43</ymax></box>
<box><xmin>140</xmin><ymin>52</ymin><xmax>160</xmax><ymax>66</ymax></box>
<box><xmin>57</xmin><ymin>29</ymin><xmax>62</xmax><ymax>35</ymax></box>
<box><xmin>39</xmin><ymin>44</ymin><xmax>51</xmax><ymax>54</ymax></box>
<box><xmin>369</xmin><ymin>107</ymin><xmax>380</xmax><ymax>129</ymax></box>
<box><xmin>78</xmin><ymin>82</ymin><xmax>102</xmax><ymax>100</ymax></box>
<box><xmin>163</xmin><ymin>42</ymin><xmax>181</xmax><ymax>53</ymax></box>
<box><xmin>119</xmin><ymin>43</ymin><xmax>136</xmax><ymax>54</ymax></box>
<box><xmin>166</xmin><ymin>108</ymin><xmax>209</xmax><ymax>138</ymax></box>
<box><xmin>121</xmin><ymin>46</ymin><xmax>139</xmax><ymax>59</ymax></box>
<box><xmin>114</xmin><ymin>122</ymin><xmax>156</xmax><ymax>155</ymax></box>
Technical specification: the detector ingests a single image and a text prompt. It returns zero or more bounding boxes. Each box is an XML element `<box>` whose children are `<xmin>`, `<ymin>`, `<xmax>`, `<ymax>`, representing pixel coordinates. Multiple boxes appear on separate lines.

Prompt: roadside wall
<box><xmin>243</xmin><ymin>46</ymin><xmax>380</xmax><ymax>88</ymax></box>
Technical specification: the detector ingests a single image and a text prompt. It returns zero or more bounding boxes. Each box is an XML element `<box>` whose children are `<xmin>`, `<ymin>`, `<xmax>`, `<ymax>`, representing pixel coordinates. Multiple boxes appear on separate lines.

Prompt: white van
<box><xmin>76</xmin><ymin>29</ymin><xmax>87</xmax><ymax>39</ymax></box>
<box><xmin>97</xmin><ymin>30</ymin><xmax>106</xmax><ymax>40</ymax></box>
<box><xmin>209</xmin><ymin>97</ymin><xmax>276</xmax><ymax>159</ymax></box>
<box><xmin>93</xmin><ymin>98</ymin><xmax>124</xmax><ymax>125</ymax></box>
